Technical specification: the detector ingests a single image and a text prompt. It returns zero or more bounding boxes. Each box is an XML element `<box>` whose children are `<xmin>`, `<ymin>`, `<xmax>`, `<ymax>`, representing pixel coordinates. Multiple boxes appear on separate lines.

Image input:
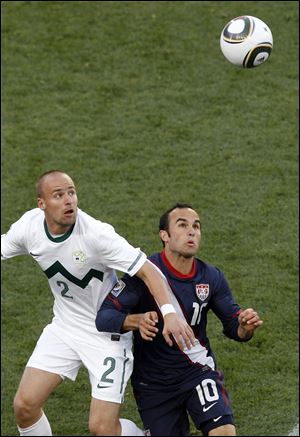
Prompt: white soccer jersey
<box><xmin>1</xmin><ymin>208</ymin><xmax>147</xmax><ymax>339</ymax></box>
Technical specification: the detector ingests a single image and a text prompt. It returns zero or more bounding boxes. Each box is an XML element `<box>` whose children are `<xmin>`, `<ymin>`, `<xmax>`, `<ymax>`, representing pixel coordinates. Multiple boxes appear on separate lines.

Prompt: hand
<box><xmin>238</xmin><ymin>308</ymin><xmax>263</xmax><ymax>339</ymax></box>
<box><xmin>138</xmin><ymin>311</ymin><xmax>159</xmax><ymax>341</ymax></box>
<box><xmin>162</xmin><ymin>313</ymin><xmax>195</xmax><ymax>351</ymax></box>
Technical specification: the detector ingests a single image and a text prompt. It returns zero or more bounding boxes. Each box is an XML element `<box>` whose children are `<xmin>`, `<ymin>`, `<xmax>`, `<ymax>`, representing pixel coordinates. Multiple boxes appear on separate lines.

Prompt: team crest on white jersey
<box><xmin>111</xmin><ymin>280</ymin><xmax>126</xmax><ymax>297</ymax></box>
<box><xmin>72</xmin><ymin>250</ymin><xmax>87</xmax><ymax>264</ymax></box>
<box><xmin>196</xmin><ymin>283</ymin><xmax>209</xmax><ymax>301</ymax></box>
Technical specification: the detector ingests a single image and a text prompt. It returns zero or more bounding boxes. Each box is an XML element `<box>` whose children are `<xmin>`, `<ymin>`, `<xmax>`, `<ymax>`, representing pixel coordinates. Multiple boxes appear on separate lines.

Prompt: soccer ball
<box><xmin>220</xmin><ymin>15</ymin><xmax>273</xmax><ymax>68</ymax></box>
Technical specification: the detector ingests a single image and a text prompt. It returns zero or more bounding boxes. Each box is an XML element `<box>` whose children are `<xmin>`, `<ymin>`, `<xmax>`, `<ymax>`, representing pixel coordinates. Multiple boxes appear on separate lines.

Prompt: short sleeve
<box><xmin>1</xmin><ymin>215</ymin><xmax>29</xmax><ymax>260</ymax></box>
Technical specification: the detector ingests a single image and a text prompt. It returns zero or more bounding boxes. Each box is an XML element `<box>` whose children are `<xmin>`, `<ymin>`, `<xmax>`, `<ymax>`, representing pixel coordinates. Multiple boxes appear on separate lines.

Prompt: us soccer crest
<box><xmin>196</xmin><ymin>283</ymin><xmax>209</xmax><ymax>301</ymax></box>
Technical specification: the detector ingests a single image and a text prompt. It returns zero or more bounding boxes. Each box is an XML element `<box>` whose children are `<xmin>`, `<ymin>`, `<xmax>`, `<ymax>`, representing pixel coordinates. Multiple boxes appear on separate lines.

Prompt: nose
<box><xmin>64</xmin><ymin>193</ymin><xmax>73</xmax><ymax>204</ymax></box>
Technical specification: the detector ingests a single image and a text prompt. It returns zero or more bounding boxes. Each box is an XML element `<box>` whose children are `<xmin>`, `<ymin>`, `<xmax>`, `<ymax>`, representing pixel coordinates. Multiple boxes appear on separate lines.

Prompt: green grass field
<box><xmin>1</xmin><ymin>1</ymin><xmax>298</xmax><ymax>436</ymax></box>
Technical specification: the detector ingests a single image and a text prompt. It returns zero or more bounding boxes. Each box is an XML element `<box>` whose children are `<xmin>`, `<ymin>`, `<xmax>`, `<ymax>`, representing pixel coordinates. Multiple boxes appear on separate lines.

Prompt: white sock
<box><xmin>17</xmin><ymin>412</ymin><xmax>52</xmax><ymax>436</ymax></box>
<box><xmin>120</xmin><ymin>418</ymin><xmax>144</xmax><ymax>436</ymax></box>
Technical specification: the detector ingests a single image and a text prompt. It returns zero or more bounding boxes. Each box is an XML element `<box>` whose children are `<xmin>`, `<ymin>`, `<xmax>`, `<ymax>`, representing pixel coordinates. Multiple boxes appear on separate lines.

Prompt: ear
<box><xmin>37</xmin><ymin>197</ymin><xmax>45</xmax><ymax>210</ymax></box>
<box><xmin>159</xmin><ymin>230</ymin><xmax>169</xmax><ymax>244</ymax></box>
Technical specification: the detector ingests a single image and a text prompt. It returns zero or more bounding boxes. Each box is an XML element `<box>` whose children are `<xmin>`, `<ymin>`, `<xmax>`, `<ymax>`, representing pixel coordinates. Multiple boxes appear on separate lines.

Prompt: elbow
<box><xmin>95</xmin><ymin>309</ymin><xmax>125</xmax><ymax>334</ymax></box>
<box><xmin>95</xmin><ymin>312</ymin><xmax>108</xmax><ymax>332</ymax></box>
<box><xmin>95</xmin><ymin>309</ymin><xmax>115</xmax><ymax>333</ymax></box>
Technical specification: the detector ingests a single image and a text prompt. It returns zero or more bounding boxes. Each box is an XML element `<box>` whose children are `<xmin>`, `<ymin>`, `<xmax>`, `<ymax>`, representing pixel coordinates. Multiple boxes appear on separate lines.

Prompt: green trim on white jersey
<box><xmin>1</xmin><ymin>208</ymin><xmax>147</xmax><ymax>336</ymax></box>
<box><xmin>45</xmin><ymin>260</ymin><xmax>104</xmax><ymax>288</ymax></box>
<box><xmin>44</xmin><ymin>220</ymin><xmax>75</xmax><ymax>242</ymax></box>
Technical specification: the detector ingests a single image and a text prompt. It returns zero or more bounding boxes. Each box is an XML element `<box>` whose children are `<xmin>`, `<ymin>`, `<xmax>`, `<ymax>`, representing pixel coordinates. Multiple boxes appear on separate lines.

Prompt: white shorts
<box><xmin>26</xmin><ymin>323</ymin><xmax>133</xmax><ymax>403</ymax></box>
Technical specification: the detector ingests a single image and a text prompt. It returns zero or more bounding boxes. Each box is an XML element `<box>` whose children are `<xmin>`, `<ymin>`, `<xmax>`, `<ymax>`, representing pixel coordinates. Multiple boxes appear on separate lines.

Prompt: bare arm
<box><xmin>136</xmin><ymin>260</ymin><xmax>195</xmax><ymax>350</ymax></box>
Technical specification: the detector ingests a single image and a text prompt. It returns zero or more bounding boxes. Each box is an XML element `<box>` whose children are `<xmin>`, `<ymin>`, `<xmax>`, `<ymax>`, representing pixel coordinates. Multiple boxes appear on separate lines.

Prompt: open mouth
<box><xmin>64</xmin><ymin>209</ymin><xmax>74</xmax><ymax>216</ymax></box>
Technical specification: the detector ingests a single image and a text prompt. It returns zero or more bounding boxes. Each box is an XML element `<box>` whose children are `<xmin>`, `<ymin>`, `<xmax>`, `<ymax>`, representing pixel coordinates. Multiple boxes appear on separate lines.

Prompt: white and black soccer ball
<box><xmin>220</xmin><ymin>15</ymin><xmax>273</xmax><ymax>68</ymax></box>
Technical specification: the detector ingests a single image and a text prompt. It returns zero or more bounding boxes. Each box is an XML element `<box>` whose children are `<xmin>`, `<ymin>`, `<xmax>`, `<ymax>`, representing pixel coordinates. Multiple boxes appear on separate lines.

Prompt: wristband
<box><xmin>161</xmin><ymin>304</ymin><xmax>176</xmax><ymax>317</ymax></box>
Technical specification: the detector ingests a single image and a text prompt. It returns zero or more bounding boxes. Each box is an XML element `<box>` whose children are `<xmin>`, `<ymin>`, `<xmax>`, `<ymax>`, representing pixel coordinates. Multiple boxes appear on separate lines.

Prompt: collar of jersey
<box><xmin>161</xmin><ymin>250</ymin><xmax>196</xmax><ymax>279</ymax></box>
<box><xmin>44</xmin><ymin>219</ymin><xmax>75</xmax><ymax>242</ymax></box>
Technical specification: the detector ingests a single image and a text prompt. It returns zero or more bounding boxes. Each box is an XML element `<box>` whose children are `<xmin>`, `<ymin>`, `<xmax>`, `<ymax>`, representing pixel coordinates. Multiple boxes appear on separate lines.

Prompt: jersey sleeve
<box><xmin>96</xmin><ymin>275</ymin><xmax>143</xmax><ymax>333</ymax></box>
<box><xmin>92</xmin><ymin>222</ymin><xmax>147</xmax><ymax>276</ymax></box>
<box><xmin>1</xmin><ymin>214</ymin><xmax>29</xmax><ymax>260</ymax></box>
<box><xmin>210</xmin><ymin>269</ymin><xmax>247</xmax><ymax>342</ymax></box>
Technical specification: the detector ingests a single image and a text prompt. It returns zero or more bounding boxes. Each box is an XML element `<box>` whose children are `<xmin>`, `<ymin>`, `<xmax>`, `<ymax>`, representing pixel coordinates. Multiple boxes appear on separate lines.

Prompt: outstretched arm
<box><xmin>136</xmin><ymin>260</ymin><xmax>195</xmax><ymax>350</ymax></box>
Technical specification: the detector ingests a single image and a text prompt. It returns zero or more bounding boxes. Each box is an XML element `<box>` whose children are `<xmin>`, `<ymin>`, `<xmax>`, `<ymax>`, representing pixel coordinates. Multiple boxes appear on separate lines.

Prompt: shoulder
<box><xmin>196</xmin><ymin>257</ymin><xmax>225</xmax><ymax>282</ymax></box>
<box><xmin>21</xmin><ymin>208</ymin><xmax>43</xmax><ymax>221</ymax></box>
<box><xmin>76</xmin><ymin>209</ymin><xmax>134</xmax><ymax>256</ymax></box>
<box><xmin>9</xmin><ymin>208</ymin><xmax>43</xmax><ymax>229</ymax></box>
<box><xmin>77</xmin><ymin>209</ymin><xmax>115</xmax><ymax>234</ymax></box>
<box><xmin>148</xmin><ymin>253</ymin><xmax>161</xmax><ymax>265</ymax></box>
<box><xmin>1</xmin><ymin>208</ymin><xmax>43</xmax><ymax>255</ymax></box>
<box><xmin>122</xmin><ymin>255</ymin><xmax>161</xmax><ymax>288</ymax></box>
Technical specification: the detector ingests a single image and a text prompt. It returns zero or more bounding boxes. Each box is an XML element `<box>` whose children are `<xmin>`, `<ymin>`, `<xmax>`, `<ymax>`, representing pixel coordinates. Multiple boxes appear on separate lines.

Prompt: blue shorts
<box><xmin>134</xmin><ymin>369</ymin><xmax>235</xmax><ymax>436</ymax></box>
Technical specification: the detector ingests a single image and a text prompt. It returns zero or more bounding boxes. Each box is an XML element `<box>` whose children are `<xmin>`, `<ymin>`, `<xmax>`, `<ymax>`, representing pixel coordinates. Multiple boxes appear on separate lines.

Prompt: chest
<box><xmin>30</xmin><ymin>236</ymin><xmax>102</xmax><ymax>275</ymax></box>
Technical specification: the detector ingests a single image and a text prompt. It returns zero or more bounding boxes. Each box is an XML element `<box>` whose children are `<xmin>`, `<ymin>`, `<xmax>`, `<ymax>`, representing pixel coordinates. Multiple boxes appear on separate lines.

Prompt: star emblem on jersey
<box><xmin>196</xmin><ymin>283</ymin><xmax>209</xmax><ymax>301</ymax></box>
<box><xmin>72</xmin><ymin>250</ymin><xmax>87</xmax><ymax>264</ymax></box>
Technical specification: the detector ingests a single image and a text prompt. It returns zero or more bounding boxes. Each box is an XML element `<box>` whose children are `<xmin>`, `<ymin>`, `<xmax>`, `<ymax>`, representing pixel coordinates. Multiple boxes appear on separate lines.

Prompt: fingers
<box><xmin>148</xmin><ymin>311</ymin><xmax>158</xmax><ymax>322</ymax></box>
<box><xmin>141</xmin><ymin>312</ymin><xmax>196</xmax><ymax>350</ymax></box>
<box><xmin>177</xmin><ymin>332</ymin><xmax>191</xmax><ymax>351</ymax></box>
<box><xmin>139</xmin><ymin>312</ymin><xmax>159</xmax><ymax>341</ymax></box>
<box><xmin>162</xmin><ymin>314</ymin><xmax>196</xmax><ymax>351</ymax></box>
<box><xmin>178</xmin><ymin>325</ymin><xmax>196</xmax><ymax>350</ymax></box>
<box><xmin>239</xmin><ymin>308</ymin><xmax>263</xmax><ymax>328</ymax></box>
<box><xmin>162</xmin><ymin>332</ymin><xmax>174</xmax><ymax>347</ymax></box>
<box><xmin>140</xmin><ymin>331</ymin><xmax>157</xmax><ymax>341</ymax></box>
<box><xmin>145</xmin><ymin>311</ymin><xmax>159</xmax><ymax>326</ymax></box>
<box><xmin>162</xmin><ymin>330</ymin><xmax>192</xmax><ymax>351</ymax></box>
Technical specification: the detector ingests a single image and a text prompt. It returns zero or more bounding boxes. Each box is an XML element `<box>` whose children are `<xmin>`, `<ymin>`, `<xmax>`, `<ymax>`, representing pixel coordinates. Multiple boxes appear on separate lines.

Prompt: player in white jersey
<box><xmin>1</xmin><ymin>170</ymin><xmax>195</xmax><ymax>437</ymax></box>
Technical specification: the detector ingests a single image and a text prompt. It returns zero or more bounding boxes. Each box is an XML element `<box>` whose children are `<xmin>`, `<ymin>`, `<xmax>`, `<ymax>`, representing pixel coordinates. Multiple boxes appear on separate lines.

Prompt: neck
<box><xmin>49</xmin><ymin>225</ymin><xmax>72</xmax><ymax>235</ymax></box>
<box><xmin>162</xmin><ymin>249</ymin><xmax>195</xmax><ymax>276</ymax></box>
<box><xmin>45</xmin><ymin>219</ymin><xmax>72</xmax><ymax>235</ymax></box>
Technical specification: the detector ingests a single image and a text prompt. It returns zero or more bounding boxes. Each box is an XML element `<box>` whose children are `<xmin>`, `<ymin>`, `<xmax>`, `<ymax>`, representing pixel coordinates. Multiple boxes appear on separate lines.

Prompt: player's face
<box><xmin>161</xmin><ymin>208</ymin><xmax>201</xmax><ymax>258</ymax></box>
<box><xmin>37</xmin><ymin>173</ymin><xmax>78</xmax><ymax>234</ymax></box>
